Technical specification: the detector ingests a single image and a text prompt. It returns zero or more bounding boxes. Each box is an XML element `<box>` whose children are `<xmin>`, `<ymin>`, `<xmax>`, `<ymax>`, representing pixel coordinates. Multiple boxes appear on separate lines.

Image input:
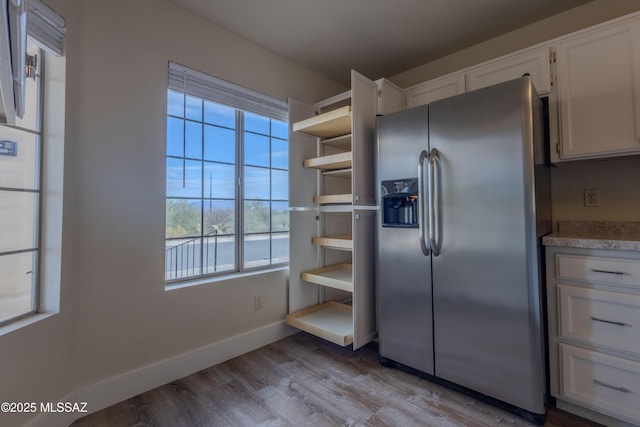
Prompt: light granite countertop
<box><xmin>542</xmin><ymin>221</ymin><xmax>640</xmax><ymax>252</ymax></box>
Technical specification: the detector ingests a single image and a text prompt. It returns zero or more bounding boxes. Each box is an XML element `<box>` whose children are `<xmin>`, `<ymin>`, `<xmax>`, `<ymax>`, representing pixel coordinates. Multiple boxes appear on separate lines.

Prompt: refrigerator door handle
<box><xmin>429</xmin><ymin>148</ymin><xmax>442</xmax><ymax>256</ymax></box>
<box><xmin>418</xmin><ymin>150</ymin><xmax>430</xmax><ymax>256</ymax></box>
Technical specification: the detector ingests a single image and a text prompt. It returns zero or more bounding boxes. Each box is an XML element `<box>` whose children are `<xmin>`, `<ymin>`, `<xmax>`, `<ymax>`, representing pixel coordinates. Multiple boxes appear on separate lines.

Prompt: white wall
<box><xmin>0</xmin><ymin>7</ymin><xmax>74</xmax><ymax>427</ymax></box>
<box><xmin>0</xmin><ymin>0</ymin><xmax>345</xmax><ymax>425</ymax></box>
<box><xmin>550</xmin><ymin>157</ymin><xmax>640</xmax><ymax>223</ymax></box>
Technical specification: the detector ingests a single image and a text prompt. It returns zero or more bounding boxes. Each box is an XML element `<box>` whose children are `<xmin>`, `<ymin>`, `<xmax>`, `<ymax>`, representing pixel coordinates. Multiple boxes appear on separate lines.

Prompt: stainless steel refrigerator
<box><xmin>375</xmin><ymin>77</ymin><xmax>551</xmax><ymax>422</ymax></box>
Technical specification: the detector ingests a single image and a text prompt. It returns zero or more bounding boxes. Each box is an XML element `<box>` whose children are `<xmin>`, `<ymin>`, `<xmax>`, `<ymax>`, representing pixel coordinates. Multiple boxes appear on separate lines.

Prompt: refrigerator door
<box><xmin>376</xmin><ymin>104</ymin><xmax>434</xmax><ymax>375</ymax></box>
<box><xmin>430</xmin><ymin>78</ymin><xmax>545</xmax><ymax>414</ymax></box>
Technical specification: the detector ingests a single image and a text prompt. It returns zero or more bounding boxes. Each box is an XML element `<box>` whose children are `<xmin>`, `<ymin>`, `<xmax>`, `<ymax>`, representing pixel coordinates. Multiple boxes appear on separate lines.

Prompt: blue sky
<box><xmin>166</xmin><ymin>90</ymin><xmax>288</xmax><ymax>203</ymax></box>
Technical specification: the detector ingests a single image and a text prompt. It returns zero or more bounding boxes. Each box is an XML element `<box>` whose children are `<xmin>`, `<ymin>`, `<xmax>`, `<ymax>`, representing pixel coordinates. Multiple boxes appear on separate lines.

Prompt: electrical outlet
<box><xmin>584</xmin><ymin>188</ymin><xmax>599</xmax><ymax>207</ymax></box>
<box><xmin>254</xmin><ymin>295</ymin><xmax>263</xmax><ymax>311</ymax></box>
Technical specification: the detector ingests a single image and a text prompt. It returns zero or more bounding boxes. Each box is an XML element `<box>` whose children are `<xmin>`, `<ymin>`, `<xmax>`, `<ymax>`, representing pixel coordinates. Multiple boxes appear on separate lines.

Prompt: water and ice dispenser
<box><xmin>381</xmin><ymin>178</ymin><xmax>419</xmax><ymax>228</ymax></box>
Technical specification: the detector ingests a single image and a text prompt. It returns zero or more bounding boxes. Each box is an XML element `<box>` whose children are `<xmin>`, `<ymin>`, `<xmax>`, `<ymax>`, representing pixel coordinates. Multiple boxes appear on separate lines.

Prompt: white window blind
<box><xmin>27</xmin><ymin>0</ymin><xmax>65</xmax><ymax>56</ymax></box>
<box><xmin>168</xmin><ymin>61</ymin><xmax>287</xmax><ymax>122</ymax></box>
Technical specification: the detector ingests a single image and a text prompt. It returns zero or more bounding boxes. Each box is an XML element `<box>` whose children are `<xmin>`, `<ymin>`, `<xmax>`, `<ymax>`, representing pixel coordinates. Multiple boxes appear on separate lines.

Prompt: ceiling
<box><xmin>167</xmin><ymin>0</ymin><xmax>592</xmax><ymax>86</ymax></box>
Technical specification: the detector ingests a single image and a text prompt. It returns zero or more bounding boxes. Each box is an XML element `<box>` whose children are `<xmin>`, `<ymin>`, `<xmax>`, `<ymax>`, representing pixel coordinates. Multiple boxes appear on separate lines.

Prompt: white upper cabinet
<box><xmin>375</xmin><ymin>78</ymin><xmax>404</xmax><ymax>115</ymax></box>
<box><xmin>466</xmin><ymin>47</ymin><xmax>552</xmax><ymax>95</ymax></box>
<box><xmin>403</xmin><ymin>47</ymin><xmax>551</xmax><ymax>110</ymax></box>
<box><xmin>554</xmin><ymin>18</ymin><xmax>640</xmax><ymax>160</ymax></box>
<box><xmin>405</xmin><ymin>73</ymin><xmax>465</xmax><ymax>108</ymax></box>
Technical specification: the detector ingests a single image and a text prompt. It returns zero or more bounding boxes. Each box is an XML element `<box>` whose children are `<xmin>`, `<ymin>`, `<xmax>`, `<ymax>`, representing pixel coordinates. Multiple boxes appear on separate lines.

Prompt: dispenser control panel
<box><xmin>381</xmin><ymin>178</ymin><xmax>419</xmax><ymax>228</ymax></box>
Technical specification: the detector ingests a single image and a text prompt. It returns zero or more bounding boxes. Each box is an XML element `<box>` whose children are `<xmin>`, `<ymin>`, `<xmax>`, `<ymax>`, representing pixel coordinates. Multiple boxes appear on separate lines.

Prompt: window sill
<box><xmin>0</xmin><ymin>311</ymin><xmax>57</xmax><ymax>337</ymax></box>
<box><xmin>165</xmin><ymin>265</ymin><xmax>289</xmax><ymax>292</ymax></box>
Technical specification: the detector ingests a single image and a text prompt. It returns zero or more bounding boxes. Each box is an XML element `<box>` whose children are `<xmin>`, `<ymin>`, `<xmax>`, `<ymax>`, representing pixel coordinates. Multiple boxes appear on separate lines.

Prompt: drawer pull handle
<box><xmin>589</xmin><ymin>268</ymin><xmax>626</xmax><ymax>275</ymax></box>
<box><xmin>591</xmin><ymin>316</ymin><xmax>630</xmax><ymax>327</ymax></box>
<box><xmin>593</xmin><ymin>379</ymin><xmax>632</xmax><ymax>394</ymax></box>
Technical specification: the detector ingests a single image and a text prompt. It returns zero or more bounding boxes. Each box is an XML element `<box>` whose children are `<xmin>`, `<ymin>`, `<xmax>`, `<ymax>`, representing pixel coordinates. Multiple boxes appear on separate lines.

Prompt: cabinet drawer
<box><xmin>558</xmin><ymin>285</ymin><xmax>640</xmax><ymax>354</ymax></box>
<box><xmin>557</xmin><ymin>254</ymin><xmax>640</xmax><ymax>287</ymax></box>
<box><xmin>560</xmin><ymin>343</ymin><xmax>640</xmax><ymax>424</ymax></box>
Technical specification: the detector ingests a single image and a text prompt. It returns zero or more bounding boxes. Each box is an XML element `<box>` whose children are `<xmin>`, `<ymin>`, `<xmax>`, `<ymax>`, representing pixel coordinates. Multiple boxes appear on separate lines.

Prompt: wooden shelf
<box><xmin>303</xmin><ymin>151</ymin><xmax>352</xmax><ymax>170</ymax></box>
<box><xmin>312</xmin><ymin>235</ymin><xmax>353</xmax><ymax>250</ymax></box>
<box><xmin>301</xmin><ymin>264</ymin><xmax>353</xmax><ymax>292</ymax></box>
<box><xmin>323</xmin><ymin>168</ymin><xmax>351</xmax><ymax>179</ymax></box>
<box><xmin>322</xmin><ymin>134</ymin><xmax>351</xmax><ymax>150</ymax></box>
<box><xmin>286</xmin><ymin>301</ymin><xmax>353</xmax><ymax>347</ymax></box>
<box><xmin>314</xmin><ymin>194</ymin><xmax>352</xmax><ymax>204</ymax></box>
<box><xmin>319</xmin><ymin>204</ymin><xmax>357</xmax><ymax>213</ymax></box>
<box><xmin>292</xmin><ymin>105</ymin><xmax>352</xmax><ymax>138</ymax></box>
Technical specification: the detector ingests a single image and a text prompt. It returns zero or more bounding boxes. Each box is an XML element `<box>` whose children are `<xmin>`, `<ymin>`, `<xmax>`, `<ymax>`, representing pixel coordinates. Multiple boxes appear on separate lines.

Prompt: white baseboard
<box><xmin>26</xmin><ymin>321</ymin><xmax>298</xmax><ymax>427</ymax></box>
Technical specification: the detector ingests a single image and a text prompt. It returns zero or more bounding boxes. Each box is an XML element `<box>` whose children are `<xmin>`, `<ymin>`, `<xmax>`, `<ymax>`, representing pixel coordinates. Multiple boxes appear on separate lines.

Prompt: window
<box><xmin>165</xmin><ymin>63</ymin><xmax>289</xmax><ymax>283</ymax></box>
<box><xmin>0</xmin><ymin>39</ymin><xmax>43</xmax><ymax>325</ymax></box>
<box><xmin>0</xmin><ymin>0</ymin><xmax>65</xmax><ymax>328</ymax></box>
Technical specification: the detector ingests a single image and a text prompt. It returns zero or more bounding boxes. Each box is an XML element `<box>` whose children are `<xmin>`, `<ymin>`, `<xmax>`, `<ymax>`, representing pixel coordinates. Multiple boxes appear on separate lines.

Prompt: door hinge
<box><xmin>556</xmin><ymin>142</ymin><xmax>561</xmax><ymax>154</ymax></box>
<box><xmin>26</xmin><ymin>54</ymin><xmax>38</xmax><ymax>80</ymax></box>
<box><xmin>549</xmin><ymin>50</ymin><xmax>557</xmax><ymax>63</ymax></box>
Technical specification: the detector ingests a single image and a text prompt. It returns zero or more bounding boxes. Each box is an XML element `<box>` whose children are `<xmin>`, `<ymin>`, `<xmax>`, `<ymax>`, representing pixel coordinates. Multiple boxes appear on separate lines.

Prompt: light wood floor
<box><xmin>72</xmin><ymin>332</ymin><xmax>601</xmax><ymax>427</ymax></box>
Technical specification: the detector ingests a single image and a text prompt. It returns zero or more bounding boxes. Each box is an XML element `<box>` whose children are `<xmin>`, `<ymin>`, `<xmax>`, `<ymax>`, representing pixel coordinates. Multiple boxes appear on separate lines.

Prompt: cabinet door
<box><xmin>466</xmin><ymin>47</ymin><xmax>551</xmax><ymax>94</ymax></box>
<box><xmin>405</xmin><ymin>73</ymin><xmax>465</xmax><ymax>108</ymax></box>
<box><xmin>352</xmin><ymin>209</ymin><xmax>376</xmax><ymax>349</ymax></box>
<box><xmin>351</xmin><ymin>70</ymin><xmax>377</xmax><ymax>206</ymax></box>
<box><xmin>288</xmin><ymin>98</ymin><xmax>318</xmax><ymax>208</ymax></box>
<box><xmin>555</xmin><ymin>19</ymin><xmax>640</xmax><ymax>160</ymax></box>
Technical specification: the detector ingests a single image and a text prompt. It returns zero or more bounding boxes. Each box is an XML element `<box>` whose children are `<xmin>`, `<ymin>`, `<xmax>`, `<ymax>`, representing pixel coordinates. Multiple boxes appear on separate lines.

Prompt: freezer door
<box><xmin>429</xmin><ymin>78</ymin><xmax>546</xmax><ymax>414</ymax></box>
<box><xmin>376</xmin><ymin>105</ymin><xmax>434</xmax><ymax>375</ymax></box>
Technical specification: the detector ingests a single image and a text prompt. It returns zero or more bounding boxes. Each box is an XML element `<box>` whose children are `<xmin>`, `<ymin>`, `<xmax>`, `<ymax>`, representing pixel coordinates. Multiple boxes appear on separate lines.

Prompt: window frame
<box><xmin>0</xmin><ymin>39</ymin><xmax>45</xmax><ymax>327</ymax></box>
<box><xmin>165</xmin><ymin>63</ymin><xmax>289</xmax><ymax>285</ymax></box>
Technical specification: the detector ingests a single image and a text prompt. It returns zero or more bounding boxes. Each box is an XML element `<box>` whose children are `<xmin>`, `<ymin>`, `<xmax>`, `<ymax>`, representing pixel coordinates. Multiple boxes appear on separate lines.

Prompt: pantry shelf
<box><xmin>322</xmin><ymin>134</ymin><xmax>352</xmax><ymax>150</ymax></box>
<box><xmin>292</xmin><ymin>105</ymin><xmax>352</xmax><ymax>138</ymax></box>
<box><xmin>312</xmin><ymin>234</ymin><xmax>353</xmax><ymax>250</ymax></box>
<box><xmin>286</xmin><ymin>301</ymin><xmax>353</xmax><ymax>347</ymax></box>
<box><xmin>301</xmin><ymin>263</ymin><xmax>353</xmax><ymax>292</ymax></box>
<box><xmin>303</xmin><ymin>151</ymin><xmax>352</xmax><ymax>170</ymax></box>
<box><xmin>313</xmin><ymin>194</ymin><xmax>352</xmax><ymax>205</ymax></box>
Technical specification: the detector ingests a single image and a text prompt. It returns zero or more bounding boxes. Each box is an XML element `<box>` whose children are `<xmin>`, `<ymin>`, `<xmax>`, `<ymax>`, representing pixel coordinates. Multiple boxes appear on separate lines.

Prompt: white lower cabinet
<box><xmin>558</xmin><ymin>285</ymin><xmax>640</xmax><ymax>354</ymax></box>
<box><xmin>547</xmin><ymin>247</ymin><xmax>640</xmax><ymax>426</ymax></box>
<box><xmin>560</xmin><ymin>344</ymin><xmax>640</xmax><ymax>423</ymax></box>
